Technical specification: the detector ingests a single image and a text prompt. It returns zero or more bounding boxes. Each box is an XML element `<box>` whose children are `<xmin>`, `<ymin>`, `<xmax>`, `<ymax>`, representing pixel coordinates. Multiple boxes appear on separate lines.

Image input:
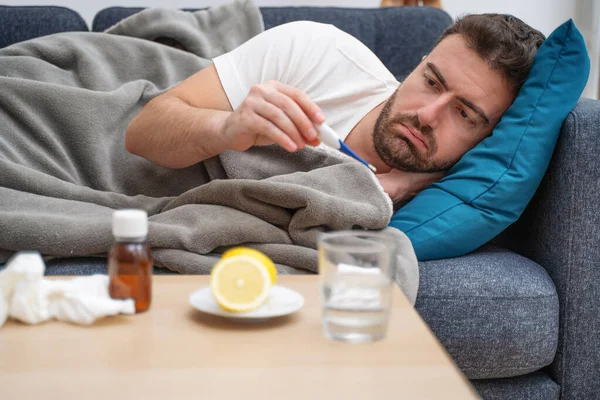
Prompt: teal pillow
<box><xmin>389</xmin><ymin>19</ymin><xmax>590</xmax><ymax>260</ymax></box>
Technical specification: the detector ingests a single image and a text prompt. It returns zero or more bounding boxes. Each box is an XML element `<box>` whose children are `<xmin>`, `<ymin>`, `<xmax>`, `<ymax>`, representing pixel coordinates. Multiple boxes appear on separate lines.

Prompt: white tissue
<box><xmin>336</xmin><ymin>263</ymin><xmax>381</xmax><ymax>276</ymax></box>
<box><xmin>0</xmin><ymin>252</ymin><xmax>135</xmax><ymax>328</ymax></box>
<box><xmin>326</xmin><ymin>263</ymin><xmax>388</xmax><ymax>310</ymax></box>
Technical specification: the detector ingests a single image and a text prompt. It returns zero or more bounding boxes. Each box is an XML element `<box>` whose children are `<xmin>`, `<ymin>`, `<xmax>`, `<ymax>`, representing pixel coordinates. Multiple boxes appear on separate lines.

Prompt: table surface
<box><xmin>0</xmin><ymin>275</ymin><xmax>479</xmax><ymax>399</ymax></box>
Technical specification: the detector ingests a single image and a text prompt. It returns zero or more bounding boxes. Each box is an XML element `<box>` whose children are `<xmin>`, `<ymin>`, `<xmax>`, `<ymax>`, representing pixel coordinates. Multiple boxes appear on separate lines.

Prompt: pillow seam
<box><xmin>413</xmin><ymin>186</ymin><xmax>525</xmax><ymax>246</ymax></box>
<box><xmin>402</xmin><ymin>200</ymin><xmax>464</xmax><ymax>234</ymax></box>
<box><xmin>411</xmin><ymin>205</ymin><xmax>493</xmax><ymax>245</ymax></box>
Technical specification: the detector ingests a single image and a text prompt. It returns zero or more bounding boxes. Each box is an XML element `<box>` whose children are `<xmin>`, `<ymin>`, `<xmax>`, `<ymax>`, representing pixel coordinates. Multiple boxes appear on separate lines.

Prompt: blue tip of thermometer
<box><xmin>316</xmin><ymin>123</ymin><xmax>377</xmax><ymax>173</ymax></box>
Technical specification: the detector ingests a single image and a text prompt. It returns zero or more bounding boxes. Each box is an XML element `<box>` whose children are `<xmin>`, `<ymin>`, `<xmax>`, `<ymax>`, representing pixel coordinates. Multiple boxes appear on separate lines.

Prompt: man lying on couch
<box><xmin>126</xmin><ymin>13</ymin><xmax>545</xmax><ymax>205</ymax></box>
<box><xmin>3</xmin><ymin>1</ymin><xmax>586</xmax><ymax>280</ymax></box>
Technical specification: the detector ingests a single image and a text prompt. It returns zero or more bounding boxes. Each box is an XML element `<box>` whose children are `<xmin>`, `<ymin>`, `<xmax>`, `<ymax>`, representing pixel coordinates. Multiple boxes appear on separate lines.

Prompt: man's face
<box><xmin>373</xmin><ymin>34</ymin><xmax>515</xmax><ymax>172</ymax></box>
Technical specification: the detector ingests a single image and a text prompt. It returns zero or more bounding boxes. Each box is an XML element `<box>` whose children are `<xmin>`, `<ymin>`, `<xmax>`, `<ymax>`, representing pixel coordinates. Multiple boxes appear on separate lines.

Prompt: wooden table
<box><xmin>0</xmin><ymin>276</ymin><xmax>479</xmax><ymax>399</ymax></box>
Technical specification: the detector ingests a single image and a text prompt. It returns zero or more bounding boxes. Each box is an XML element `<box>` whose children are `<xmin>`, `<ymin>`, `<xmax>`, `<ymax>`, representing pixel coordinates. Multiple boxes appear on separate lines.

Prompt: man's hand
<box><xmin>221</xmin><ymin>80</ymin><xmax>325</xmax><ymax>153</ymax></box>
<box><xmin>126</xmin><ymin>64</ymin><xmax>325</xmax><ymax>169</ymax></box>
<box><xmin>376</xmin><ymin>169</ymin><xmax>445</xmax><ymax>205</ymax></box>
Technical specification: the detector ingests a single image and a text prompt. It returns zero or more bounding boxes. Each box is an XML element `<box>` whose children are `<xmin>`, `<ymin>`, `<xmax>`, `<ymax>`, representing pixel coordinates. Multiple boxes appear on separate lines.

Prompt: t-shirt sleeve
<box><xmin>212</xmin><ymin>21</ymin><xmax>336</xmax><ymax>110</ymax></box>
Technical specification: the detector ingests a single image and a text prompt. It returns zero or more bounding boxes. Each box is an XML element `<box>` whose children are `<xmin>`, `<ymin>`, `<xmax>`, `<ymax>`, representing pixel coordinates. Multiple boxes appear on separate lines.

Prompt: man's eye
<box><xmin>459</xmin><ymin>109</ymin><xmax>475</xmax><ymax>125</ymax></box>
<box><xmin>426</xmin><ymin>78</ymin><xmax>437</xmax><ymax>87</ymax></box>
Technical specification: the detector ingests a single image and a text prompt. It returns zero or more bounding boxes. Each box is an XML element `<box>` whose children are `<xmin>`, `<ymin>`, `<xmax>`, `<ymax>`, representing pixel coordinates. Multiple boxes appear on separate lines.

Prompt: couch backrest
<box><xmin>0</xmin><ymin>6</ymin><xmax>88</xmax><ymax>49</ymax></box>
<box><xmin>0</xmin><ymin>5</ymin><xmax>451</xmax><ymax>82</ymax></box>
<box><xmin>92</xmin><ymin>6</ymin><xmax>452</xmax><ymax>82</ymax></box>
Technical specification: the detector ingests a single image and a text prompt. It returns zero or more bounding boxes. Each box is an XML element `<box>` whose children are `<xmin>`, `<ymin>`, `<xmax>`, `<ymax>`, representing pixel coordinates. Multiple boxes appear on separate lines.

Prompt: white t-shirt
<box><xmin>212</xmin><ymin>21</ymin><xmax>400</xmax><ymax>141</ymax></box>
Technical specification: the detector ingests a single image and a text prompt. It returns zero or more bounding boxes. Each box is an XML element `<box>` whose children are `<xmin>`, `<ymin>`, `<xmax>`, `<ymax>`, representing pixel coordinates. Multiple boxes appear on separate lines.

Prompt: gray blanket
<box><xmin>0</xmin><ymin>0</ymin><xmax>419</xmax><ymax>303</ymax></box>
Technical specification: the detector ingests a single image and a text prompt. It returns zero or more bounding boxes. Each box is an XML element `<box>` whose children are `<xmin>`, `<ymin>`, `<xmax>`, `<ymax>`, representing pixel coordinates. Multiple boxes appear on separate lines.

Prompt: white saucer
<box><xmin>189</xmin><ymin>285</ymin><xmax>305</xmax><ymax>322</ymax></box>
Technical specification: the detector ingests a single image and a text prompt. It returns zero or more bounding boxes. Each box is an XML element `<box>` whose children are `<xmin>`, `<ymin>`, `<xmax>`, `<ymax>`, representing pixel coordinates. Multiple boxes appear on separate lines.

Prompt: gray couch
<box><xmin>1</xmin><ymin>5</ymin><xmax>598</xmax><ymax>400</ymax></box>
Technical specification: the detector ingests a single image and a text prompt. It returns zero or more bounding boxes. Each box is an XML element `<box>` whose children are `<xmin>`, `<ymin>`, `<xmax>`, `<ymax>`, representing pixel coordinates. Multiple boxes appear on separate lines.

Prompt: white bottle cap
<box><xmin>112</xmin><ymin>209</ymin><xmax>148</xmax><ymax>240</ymax></box>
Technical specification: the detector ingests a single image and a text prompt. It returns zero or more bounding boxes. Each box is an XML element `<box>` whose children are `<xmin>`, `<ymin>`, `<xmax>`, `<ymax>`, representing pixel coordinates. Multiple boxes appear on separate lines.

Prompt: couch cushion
<box><xmin>0</xmin><ymin>6</ymin><xmax>88</xmax><ymax>48</ymax></box>
<box><xmin>415</xmin><ymin>245</ymin><xmax>559</xmax><ymax>379</ymax></box>
<box><xmin>494</xmin><ymin>98</ymin><xmax>600</xmax><ymax>398</ymax></box>
<box><xmin>42</xmin><ymin>257</ymin><xmax>177</xmax><ymax>276</ymax></box>
<box><xmin>92</xmin><ymin>6</ymin><xmax>451</xmax><ymax>82</ymax></box>
<box><xmin>471</xmin><ymin>372</ymin><xmax>559</xmax><ymax>400</ymax></box>
<box><xmin>0</xmin><ymin>256</ymin><xmax>178</xmax><ymax>275</ymax></box>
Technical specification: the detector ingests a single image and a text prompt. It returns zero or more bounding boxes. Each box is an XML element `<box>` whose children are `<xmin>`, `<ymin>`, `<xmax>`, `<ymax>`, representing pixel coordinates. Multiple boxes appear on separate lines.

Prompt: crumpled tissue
<box><xmin>326</xmin><ymin>263</ymin><xmax>388</xmax><ymax>310</ymax></box>
<box><xmin>0</xmin><ymin>252</ymin><xmax>135</xmax><ymax>328</ymax></box>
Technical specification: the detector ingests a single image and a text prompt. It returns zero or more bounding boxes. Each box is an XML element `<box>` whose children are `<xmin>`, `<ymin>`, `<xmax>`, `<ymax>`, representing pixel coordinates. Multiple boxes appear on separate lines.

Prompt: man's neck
<box><xmin>343</xmin><ymin>101</ymin><xmax>392</xmax><ymax>174</ymax></box>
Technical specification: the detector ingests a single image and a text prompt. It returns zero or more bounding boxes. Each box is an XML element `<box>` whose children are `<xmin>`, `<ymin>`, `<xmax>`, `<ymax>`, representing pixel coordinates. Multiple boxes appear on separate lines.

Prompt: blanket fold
<box><xmin>104</xmin><ymin>1</ymin><xmax>264</xmax><ymax>58</ymax></box>
<box><xmin>0</xmin><ymin>0</ymin><xmax>419</xmax><ymax>303</ymax></box>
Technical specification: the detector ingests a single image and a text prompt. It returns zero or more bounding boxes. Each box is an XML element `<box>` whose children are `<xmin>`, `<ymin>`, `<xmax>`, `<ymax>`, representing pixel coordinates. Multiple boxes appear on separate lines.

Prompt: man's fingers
<box><xmin>249</xmin><ymin>113</ymin><xmax>297</xmax><ymax>152</ymax></box>
<box><xmin>264</xmin><ymin>90</ymin><xmax>318</xmax><ymax>142</ymax></box>
<box><xmin>306</xmin><ymin>138</ymin><xmax>321</xmax><ymax>147</ymax></box>
<box><xmin>243</xmin><ymin>81</ymin><xmax>325</xmax><ymax>152</ymax></box>
<box><xmin>268</xmin><ymin>81</ymin><xmax>325</xmax><ymax>125</ymax></box>
<box><xmin>252</xmin><ymin>100</ymin><xmax>306</xmax><ymax>150</ymax></box>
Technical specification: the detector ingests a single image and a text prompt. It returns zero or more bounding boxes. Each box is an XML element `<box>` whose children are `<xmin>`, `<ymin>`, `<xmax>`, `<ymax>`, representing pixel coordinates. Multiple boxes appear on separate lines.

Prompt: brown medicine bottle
<box><xmin>108</xmin><ymin>209</ymin><xmax>152</xmax><ymax>313</ymax></box>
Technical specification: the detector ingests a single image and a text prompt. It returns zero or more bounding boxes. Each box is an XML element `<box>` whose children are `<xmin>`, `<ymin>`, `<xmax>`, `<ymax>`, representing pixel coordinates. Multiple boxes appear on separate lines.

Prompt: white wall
<box><xmin>1</xmin><ymin>0</ymin><xmax>379</xmax><ymax>26</ymax></box>
<box><xmin>444</xmin><ymin>0</ymin><xmax>576</xmax><ymax>37</ymax></box>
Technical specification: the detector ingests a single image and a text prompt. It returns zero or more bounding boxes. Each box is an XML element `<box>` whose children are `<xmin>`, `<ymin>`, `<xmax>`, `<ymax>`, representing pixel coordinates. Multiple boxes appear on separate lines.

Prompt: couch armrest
<box><xmin>496</xmin><ymin>98</ymin><xmax>600</xmax><ymax>400</ymax></box>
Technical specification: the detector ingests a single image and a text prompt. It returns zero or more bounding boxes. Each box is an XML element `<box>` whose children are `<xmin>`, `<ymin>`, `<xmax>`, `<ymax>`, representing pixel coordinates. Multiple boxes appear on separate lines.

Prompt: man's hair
<box><xmin>437</xmin><ymin>14</ymin><xmax>546</xmax><ymax>93</ymax></box>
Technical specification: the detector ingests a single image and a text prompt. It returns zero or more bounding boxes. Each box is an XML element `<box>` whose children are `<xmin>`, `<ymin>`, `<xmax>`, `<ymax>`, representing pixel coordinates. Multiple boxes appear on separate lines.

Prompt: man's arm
<box><xmin>126</xmin><ymin>65</ymin><xmax>233</xmax><ymax>169</ymax></box>
<box><xmin>126</xmin><ymin>65</ymin><xmax>324</xmax><ymax>169</ymax></box>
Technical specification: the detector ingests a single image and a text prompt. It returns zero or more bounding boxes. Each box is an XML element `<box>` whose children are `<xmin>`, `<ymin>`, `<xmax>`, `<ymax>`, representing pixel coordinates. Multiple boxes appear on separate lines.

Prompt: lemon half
<box><xmin>210</xmin><ymin>251</ymin><xmax>275</xmax><ymax>313</ymax></box>
<box><xmin>221</xmin><ymin>247</ymin><xmax>277</xmax><ymax>284</ymax></box>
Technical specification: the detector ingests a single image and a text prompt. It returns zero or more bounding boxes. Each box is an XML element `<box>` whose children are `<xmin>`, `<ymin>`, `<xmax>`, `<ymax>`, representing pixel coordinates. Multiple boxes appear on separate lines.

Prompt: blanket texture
<box><xmin>0</xmin><ymin>0</ymin><xmax>419</xmax><ymax>303</ymax></box>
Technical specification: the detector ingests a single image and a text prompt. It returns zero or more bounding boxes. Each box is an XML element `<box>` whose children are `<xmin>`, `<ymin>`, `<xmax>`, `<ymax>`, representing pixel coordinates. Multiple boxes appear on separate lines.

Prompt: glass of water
<box><xmin>318</xmin><ymin>230</ymin><xmax>397</xmax><ymax>344</ymax></box>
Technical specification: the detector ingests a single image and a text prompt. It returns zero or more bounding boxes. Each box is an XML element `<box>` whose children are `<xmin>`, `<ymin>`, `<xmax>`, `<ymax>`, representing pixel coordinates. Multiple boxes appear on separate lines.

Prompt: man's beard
<box><xmin>373</xmin><ymin>90</ymin><xmax>454</xmax><ymax>173</ymax></box>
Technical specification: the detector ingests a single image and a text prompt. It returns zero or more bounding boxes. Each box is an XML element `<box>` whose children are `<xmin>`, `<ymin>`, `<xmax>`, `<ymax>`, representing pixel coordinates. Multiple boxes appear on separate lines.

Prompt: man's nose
<box><xmin>417</xmin><ymin>93</ymin><xmax>452</xmax><ymax>129</ymax></box>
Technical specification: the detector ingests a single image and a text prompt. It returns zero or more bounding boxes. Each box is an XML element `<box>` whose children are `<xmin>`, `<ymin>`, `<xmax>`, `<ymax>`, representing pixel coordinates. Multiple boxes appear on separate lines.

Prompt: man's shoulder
<box><xmin>266</xmin><ymin>21</ymin><xmax>385</xmax><ymax>68</ymax></box>
<box><xmin>271</xmin><ymin>21</ymin><xmax>396</xmax><ymax>87</ymax></box>
<box><xmin>267</xmin><ymin>20</ymin><xmax>337</xmax><ymax>33</ymax></box>
<box><xmin>262</xmin><ymin>20</ymin><xmax>345</xmax><ymax>45</ymax></box>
